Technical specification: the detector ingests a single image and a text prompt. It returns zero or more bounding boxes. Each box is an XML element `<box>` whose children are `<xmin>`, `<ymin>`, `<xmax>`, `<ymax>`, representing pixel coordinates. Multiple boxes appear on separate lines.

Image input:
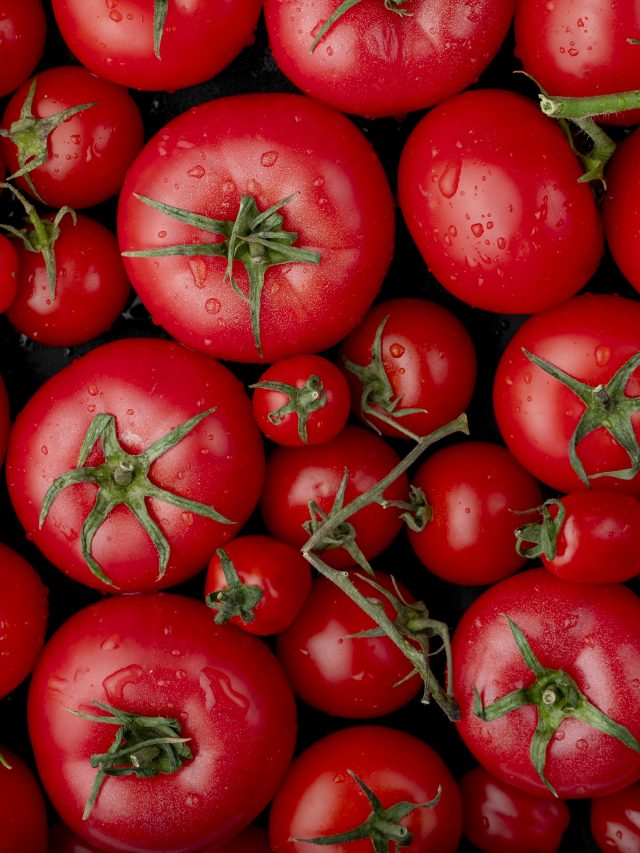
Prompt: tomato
<box><xmin>0</xmin><ymin>373</ymin><xmax>10</xmax><ymax>466</ymax></box>
<box><xmin>28</xmin><ymin>592</ymin><xmax>297</xmax><ymax>851</ymax></box>
<box><xmin>408</xmin><ymin>440</ymin><xmax>543</xmax><ymax>586</ymax></box>
<box><xmin>0</xmin><ymin>233</ymin><xmax>18</xmax><ymax>314</ymax></box>
<box><xmin>118</xmin><ymin>93</ymin><xmax>395</xmax><ymax>363</ymax></box>
<box><xmin>205</xmin><ymin>534</ymin><xmax>312</xmax><ymax>636</ymax></box>
<box><xmin>398</xmin><ymin>89</ymin><xmax>603</xmax><ymax>314</ymax></box>
<box><xmin>264</xmin><ymin>0</ymin><xmax>514</xmax><ymax>119</ymax></box>
<box><xmin>251</xmin><ymin>354</ymin><xmax>350</xmax><ymax>447</ymax></box>
<box><xmin>590</xmin><ymin>782</ymin><xmax>640</xmax><ymax>853</ymax></box>
<box><xmin>603</xmin><ymin>128</ymin><xmax>640</xmax><ymax>295</ymax></box>
<box><xmin>269</xmin><ymin>724</ymin><xmax>462</xmax><ymax>852</ymax></box>
<box><xmin>0</xmin><ymin>747</ymin><xmax>48</xmax><ymax>853</ymax></box>
<box><xmin>6</xmin><ymin>338</ymin><xmax>265</xmax><ymax>593</ymax></box>
<box><xmin>277</xmin><ymin>571</ymin><xmax>421</xmax><ymax>718</ymax></box>
<box><xmin>460</xmin><ymin>765</ymin><xmax>570</xmax><ymax>853</ymax></box>
<box><xmin>52</xmin><ymin>0</ymin><xmax>262</xmax><ymax>92</ymax></box>
<box><xmin>493</xmin><ymin>294</ymin><xmax>640</xmax><ymax>494</ymax></box>
<box><xmin>339</xmin><ymin>297</ymin><xmax>476</xmax><ymax>441</ymax></box>
<box><xmin>260</xmin><ymin>424</ymin><xmax>407</xmax><ymax>569</ymax></box>
<box><xmin>453</xmin><ymin>568</ymin><xmax>640</xmax><ymax>798</ymax></box>
<box><xmin>5</xmin><ymin>212</ymin><xmax>130</xmax><ymax>346</ymax></box>
<box><xmin>1</xmin><ymin>66</ymin><xmax>144</xmax><ymax>209</ymax></box>
<box><xmin>0</xmin><ymin>0</ymin><xmax>46</xmax><ymax>99</ymax></box>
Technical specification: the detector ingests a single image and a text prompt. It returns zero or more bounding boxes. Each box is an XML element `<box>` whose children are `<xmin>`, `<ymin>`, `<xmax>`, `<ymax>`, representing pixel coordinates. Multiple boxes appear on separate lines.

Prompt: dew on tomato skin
<box><xmin>186</xmin><ymin>794</ymin><xmax>200</xmax><ymax>808</ymax></box>
<box><xmin>576</xmin><ymin>739</ymin><xmax>589</xmax><ymax>752</ymax></box>
<box><xmin>199</xmin><ymin>668</ymin><xmax>250</xmax><ymax>717</ymax></box>
<box><xmin>595</xmin><ymin>345</ymin><xmax>611</xmax><ymax>366</ymax></box>
<box><xmin>100</xmin><ymin>635</ymin><xmax>120</xmax><ymax>652</ymax></box>
<box><xmin>187</xmin><ymin>165</ymin><xmax>205</xmax><ymax>179</ymax></box>
<box><xmin>40</xmin><ymin>445</ymin><xmax>48</xmax><ymax>456</ymax></box>
<box><xmin>333</xmin><ymin>774</ymin><xmax>346</xmax><ymax>784</ymax></box>
<box><xmin>438</xmin><ymin>160</ymin><xmax>462</xmax><ymax>199</ymax></box>
<box><xmin>471</xmin><ymin>223</ymin><xmax>484</xmax><ymax>238</ymax></box>
<box><xmin>389</xmin><ymin>343</ymin><xmax>405</xmax><ymax>358</ymax></box>
<box><xmin>48</xmin><ymin>676</ymin><xmax>69</xmax><ymax>694</ymax></box>
<box><xmin>555</xmin><ymin>729</ymin><xmax>566</xmax><ymax>741</ymax></box>
<box><xmin>163</xmin><ymin>625</ymin><xmax>173</xmax><ymax>636</ymax></box>
<box><xmin>102</xmin><ymin>664</ymin><xmax>144</xmax><ymax>702</ymax></box>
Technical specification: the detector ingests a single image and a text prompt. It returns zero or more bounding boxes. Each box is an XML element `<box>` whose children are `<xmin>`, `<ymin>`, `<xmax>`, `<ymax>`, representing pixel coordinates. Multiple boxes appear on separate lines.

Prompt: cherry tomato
<box><xmin>0</xmin><ymin>234</ymin><xmax>18</xmax><ymax>313</ymax></box>
<box><xmin>590</xmin><ymin>782</ymin><xmax>640</xmax><ymax>853</ymax></box>
<box><xmin>603</xmin><ymin>127</ymin><xmax>640</xmax><ymax>294</ymax></box>
<box><xmin>0</xmin><ymin>747</ymin><xmax>48</xmax><ymax>853</ymax></box>
<box><xmin>0</xmin><ymin>0</ymin><xmax>46</xmax><ymax>99</ymax></box>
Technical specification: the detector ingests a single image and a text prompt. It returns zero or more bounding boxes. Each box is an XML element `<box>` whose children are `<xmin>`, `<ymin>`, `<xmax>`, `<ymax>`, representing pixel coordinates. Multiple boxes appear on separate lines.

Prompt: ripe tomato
<box><xmin>6</xmin><ymin>338</ymin><xmax>265</xmax><ymax>593</ymax></box>
<box><xmin>0</xmin><ymin>747</ymin><xmax>48</xmax><ymax>853</ymax></box>
<box><xmin>453</xmin><ymin>568</ymin><xmax>640</xmax><ymax>798</ymax></box>
<box><xmin>28</xmin><ymin>593</ymin><xmax>297</xmax><ymax>852</ymax></box>
<box><xmin>398</xmin><ymin>89</ymin><xmax>603</xmax><ymax>313</ymax></box>
<box><xmin>0</xmin><ymin>373</ymin><xmax>10</xmax><ymax>465</ymax></box>
<box><xmin>0</xmin><ymin>234</ymin><xmax>18</xmax><ymax>314</ymax></box>
<box><xmin>0</xmin><ymin>0</ymin><xmax>46</xmax><ymax>99</ymax></box>
<box><xmin>264</xmin><ymin>0</ymin><xmax>514</xmax><ymax>118</ymax></box>
<box><xmin>269</xmin><ymin>724</ymin><xmax>462</xmax><ymax>852</ymax></box>
<box><xmin>52</xmin><ymin>0</ymin><xmax>262</xmax><ymax>92</ymax></box>
<box><xmin>1</xmin><ymin>66</ymin><xmax>144</xmax><ymax>209</ymax></box>
<box><xmin>493</xmin><ymin>294</ymin><xmax>640</xmax><ymax>494</ymax></box>
<box><xmin>603</xmin><ymin>128</ymin><xmax>640</xmax><ymax>294</ymax></box>
<box><xmin>590</xmin><ymin>782</ymin><xmax>640</xmax><ymax>852</ymax></box>
<box><xmin>118</xmin><ymin>93</ymin><xmax>394</xmax><ymax>363</ymax></box>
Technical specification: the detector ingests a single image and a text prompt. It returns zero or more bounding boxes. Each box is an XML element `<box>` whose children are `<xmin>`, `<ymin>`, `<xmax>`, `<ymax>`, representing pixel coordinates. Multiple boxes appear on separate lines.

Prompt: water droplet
<box><xmin>523</xmin><ymin>372</ymin><xmax>532</xmax><ymax>384</ymax></box>
<box><xmin>313</xmin><ymin>175</ymin><xmax>325</xmax><ymax>187</ymax></box>
<box><xmin>482</xmin><ymin>816</ymin><xmax>490</xmax><ymax>829</ymax></box>
<box><xmin>438</xmin><ymin>160</ymin><xmax>461</xmax><ymax>199</ymax></box>
<box><xmin>555</xmin><ymin>729</ymin><xmax>566</xmax><ymax>740</ymax></box>
<box><xmin>568</xmin><ymin>47</ymin><xmax>579</xmax><ymax>56</ymax></box>
<box><xmin>109</xmin><ymin>9</ymin><xmax>122</xmax><ymax>21</ymax></box>
<box><xmin>199</xmin><ymin>668</ymin><xmax>250</xmax><ymax>717</ymax></box>
<box><xmin>260</xmin><ymin>150</ymin><xmax>279</xmax><ymax>167</ymax></box>
<box><xmin>87</xmin><ymin>404</ymin><xmax>96</xmax><ymax>413</ymax></box>
<box><xmin>181</xmin><ymin>511</ymin><xmax>194</xmax><ymax>526</ymax></box>
<box><xmin>576</xmin><ymin>738</ymin><xmax>588</xmax><ymax>752</ymax></box>
<box><xmin>471</xmin><ymin>223</ymin><xmax>484</xmax><ymax>237</ymax></box>
<box><xmin>389</xmin><ymin>343</ymin><xmax>405</xmax><ymax>358</ymax></box>
<box><xmin>189</xmin><ymin>258</ymin><xmax>207</xmax><ymax>289</ymax></box>
<box><xmin>88</xmin><ymin>384</ymin><xmax>99</xmax><ymax>396</ymax></box>
<box><xmin>534</xmin><ymin>196</ymin><xmax>549</xmax><ymax>221</ymax></box>
<box><xmin>187</xmin><ymin>165</ymin><xmax>205</xmax><ymax>179</ymax></box>
<box><xmin>333</xmin><ymin>773</ymin><xmax>346</xmax><ymax>783</ymax></box>
<box><xmin>205</xmin><ymin>298</ymin><xmax>221</xmax><ymax>314</ymax></box>
<box><xmin>127</xmin><ymin>408</ymin><xmax>134</xmax><ymax>416</ymax></box>
<box><xmin>595</xmin><ymin>345</ymin><xmax>611</xmax><ymax>366</ymax></box>
<box><xmin>48</xmin><ymin>675</ymin><xmax>69</xmax><ymax>694</ymax></box>
<box><xmin>40</xmin><ymin>445</ymin><xmax>48</xmax><ymax>455</ymax></box>
<box><xmin>100</xmin><ymin>635</ymin><xmax>120</xmax><ymax>651</ymax></box>
<box><xmin>163</xmin><ymin>625</ymin><xmax>173</xmax><ymax>636</ymax></box>
<box><xmin>186</xmin><ymin>793</ymin><xmax>200</xmax><ymax>807</ymax></box>
<box><xmin>157</xmin><ymin>230</ymin><xmax>167</xmax><ymax>239</ymax></box>
<box><xmin>102</xmin><ymin>664</ymin><xmax>144</xmax><ymax>702</ymax></box>
<box><xmin>563</xmin><ymin>613</ymin><xmax>579</xmax><ymax>629</ymax></box>
<box><xmin>497</xmin><ymin>237</ymin><xmax>507</xmax><ymax>250</ymax></box>
<box><xmin>222</xmin><ymin>180</ymin><xmax>236</xmax><ymax>194</ymax></box>
<box><xmin>70</xmin><ymin>134</ymin><xmax>81</xmax><ymax>145</ymax></box>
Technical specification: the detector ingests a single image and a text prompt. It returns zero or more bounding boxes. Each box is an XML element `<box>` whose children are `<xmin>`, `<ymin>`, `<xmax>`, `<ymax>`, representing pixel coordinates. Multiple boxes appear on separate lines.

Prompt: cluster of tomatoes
<box><xmin>0</xmin><ymin>1</ymin><xmax>639</xmax><ymax>851</ymax></box>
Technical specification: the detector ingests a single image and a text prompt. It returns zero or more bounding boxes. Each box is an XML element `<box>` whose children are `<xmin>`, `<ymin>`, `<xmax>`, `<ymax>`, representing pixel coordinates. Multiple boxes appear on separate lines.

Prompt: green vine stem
<box><xmin>153</xmin><ymin>0</ymin><xmax>169</xmax><ymax>59</ymax></box>
<box><xmin>310</xmin><ymin>0</ymin><xmax>412</xmax><ymax>53</ymax></box>
<box><xmin>249</xmin><ymin>374</ymin><xmax>326</xmax><ymax>443</ymax></box>
<box><xmin>513</xmin><ymin>498</ymin><xmax>566</xmax><ymax>561</ymax></box>
<box><xmin>205</xmin><ymin>547</ymin><xmax>263</xmax><ymax>624</ymax></box>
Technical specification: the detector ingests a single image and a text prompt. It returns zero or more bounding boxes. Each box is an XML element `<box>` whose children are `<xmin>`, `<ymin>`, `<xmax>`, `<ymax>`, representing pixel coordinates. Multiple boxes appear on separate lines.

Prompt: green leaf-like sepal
<box><xmin>310</xmin><ymin>0</ymin><xmax>412</xmax><ymax>53</ymax></box>
<box><xmin>205</xmin><ymin>547</ymin><xmax>263</xmax><ymax>624</ymax></box>
<box><xmin>250</xmin><ymin>373</ymin><xmax>326</xmax><ymax>443</ymax></box>
<box><xmin>513</xmin><ymin>498</ymin><xmax>565</xmax><ymax>561</ymax></box>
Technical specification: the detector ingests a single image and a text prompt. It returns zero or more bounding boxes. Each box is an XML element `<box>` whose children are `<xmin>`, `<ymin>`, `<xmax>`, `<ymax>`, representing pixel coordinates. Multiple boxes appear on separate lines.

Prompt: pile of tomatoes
<box><xmin>0</xmin><ymin>1</ymin><xmax>639</xmax><ymax>851</ymax></box>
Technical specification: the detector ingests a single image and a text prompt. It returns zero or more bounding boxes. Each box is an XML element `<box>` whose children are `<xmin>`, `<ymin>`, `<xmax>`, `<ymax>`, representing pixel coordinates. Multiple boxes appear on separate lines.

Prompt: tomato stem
<box><xmin>309</xmin><ymin>0</ymin><xmax>412</xmax><ymax>53</ymax></box>
<box><xmin>513</xmin><ymin>498</ymin><xmax>565</xmax><ymax>561</ymax></box>
<box><xmin>249</xmin><ymin>374</ymin><xmax>326</xmax><ymax>443</ymax></box>
<box><xmin>153</xmin><ymin>0</ymin><xmax>169</xmax><ymax>59</ymax></box>
<box><xmin>205</xmin><ymin>547</ymin><xmax>263</xmax><ymax>624</ymax></box>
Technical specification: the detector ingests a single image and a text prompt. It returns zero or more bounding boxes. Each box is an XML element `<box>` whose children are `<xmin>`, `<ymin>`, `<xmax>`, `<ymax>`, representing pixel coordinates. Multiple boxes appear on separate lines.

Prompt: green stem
<box><xmin>310</xmin><ymin>0</ymin><xmax>412</xmax><ymax>53</ymax></box>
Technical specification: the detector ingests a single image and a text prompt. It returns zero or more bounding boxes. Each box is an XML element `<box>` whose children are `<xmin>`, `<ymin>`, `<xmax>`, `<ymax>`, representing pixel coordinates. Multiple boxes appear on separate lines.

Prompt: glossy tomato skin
<box><xmin>0</xmin><ymin>373</ymin><xmax>9</xmax><ymax>466</ymax></box>
<box><xmin>6</xmin><ymin>339</ymin><xmax>265</xmax><ymax>593</ymax></box>
<box><xmin>0</xmin><ymin>747</ymin><xmax>48</xmax><ymax>853</ymax></box>
<box><xmin>118</xmin><ymin>93</ymin><xmax>395</xmax><ymax>363</ymax></box>
<box><xmin>260</xmin><ymin>425</ymin><xmax>407</xmax><ymax>568</ymax></box>
<box><xmin>205</xmin><ymin>535</ymin><xmax>312</xmax><ymax>636</ymax></box>
<box><xmin>0</xmin><ymin>233</ymin><xmax>18</xmax><ymax>313</ymax></box>
<box><xmin>339</xmin><ymin>297</ymin><xmax>476</xmax><ymax>440</ymax></box>
<box><xmin>408</xmin><ymin>441</ymin><xmax>543</xmax><ymax>586</ymax></box>
<box><xmin>1</xmin><ymin>66</ymin><xmax>143</xmax><ymax>209</ymax></box>
<box><xmin>453</xmin><ymin>569</ymin><xmax>640</xmax><ymax>798</ymax></box>
<box><xmin>603</xmin><ymin>129</ymin><xmax>640</xmax><ymax>294</ymax></box>
<box><xmin>494</xmin><ymin>294</ymin><xmax>640</xmax><ymax>494</ymax></box>
<box><xmin>52</xmin><ymin>0</ymin><xmax>262</xmax><ymax>92</ymax></box>
<box><xmin>5</xmin><ymin>213</ymin><xmax>130</xmax><ymax>346</ymax></box>
<box><xmin>398</xmin><ymin>89</ymin><xmax>603</xmax><ymax>313</ymax></box>
<box><xmin>264</xmin><ymin>0</ymin><xmax>514</xmax><ymax>118</ymax></box>
<box><xmin>460</xmin><ymin>765</ymin><xmax>570</xmax><ymax>853</ymax></box>
<box><xmin>0</xmin><ymin>0</ymin><xmax>46</xmax><ymax>99</ymax></box>
<box><xmin>590</xmin><ymin>782</ymin><xmax>640</xmax><ymax>852</ymax></box>
<box><xmin>29</xmin><ymin>593</ymin><xmax>297</xmax><ymax>852</ymax></box>
<box><xmin>277</xmin><ymin>572</ymin><xmax>420</xmax><ymax>718</ymax></box>
<box><xmin>270</xmin><ymin>725</ymin><xmax>462</xmax><ymax>852</ymax></box>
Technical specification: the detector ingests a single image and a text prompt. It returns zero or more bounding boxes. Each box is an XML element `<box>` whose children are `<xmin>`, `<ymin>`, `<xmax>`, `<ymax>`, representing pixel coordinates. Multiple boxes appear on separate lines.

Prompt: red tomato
<box><xmin>0</xmin><ymin>234</ymin><xmax>18</xmax><ymax>313</ymax></box>
<box><xmin>52</xmin><ymin>0</ymin><xmax>262</xmax><ymax>92</ymax></box>
<box><xmin>0</xmin><ymin>373</ymin><xmax>9</xmax><ymax>465</ymax></box>
<box><xmin>590</xmin><ymin>782</ymin><xmax>640</xmax><ymax>853</ymax></box>
<box><xmin>398</xmin><ymin>89</ymin><xmax>603</xmax><ymax>313</ymax></box>
<box><xmin>28</xmin><ymin>593</ymin><xmax>297</xmax><ymax>852</ymax></box>
<box><xmin>5</xmin><ymin>213</ymin><xmax>130</xmax><ymax>346</ymax></box>
<box><xmin>269</xmin><ymin>725</ymin><xmax>462</xmax><ymax>852</ymax></box>
<box><xmin>460</xmin><ymin>765</ymin><xmax>570</xmax><ymax>853</ymax></box>
<box><xmin>118</xmin><ymin>93</ymin><xmax>395</xmax><ymax>363</ymax></box>
<box><xmin>205</xmin><ymin>535</ymin><xmax>312</xmax><ymax>636</ymax></box>
<box><xmin>6</xmin><ymin>338</ymin><xmax>265</xmax><ymax>593</ymax></box>
<box><xmin>603</xmin><ymin>128</ymin><xmax>640</xmax><ymax>294</ymax></box>
<box><xmin>277</xmin><ymin>571</ymin><xmax>420</xmax><ymax>718</ymax></box>
<box><xmin>408</xmin><ymin>441</ymin><xmax>543</xmax><ymax>586</ymax></box>
<box><xmin>251</xmin><ymin>354</ymin><xmax>350</xmax><ymax>447</ymax></box>
<box><xmin>264</xmin><ymin>0</ymin><xmax>514</xmax><ymax>118</ymax></box>
<box><xmin>0</xmin><ymin>0</ymin><xmax>46</xmax><ymax>98</ymax></box>
<box><xmin>453</xmin><ymin>568</ymin><xmax>640</xmax><ymax>798</ymax></box>
<box><xmin>493</xmin><ymin>294</ymin><xmax>640</xmax><ymax>494</ymax></box>
<box><xmin>1</xmin><ymin>66</ymin><xmax>143</xmax><ymax>209</ymax></box>
<box><xmin>0</xmin><ymin>747</ymin><xmax>48</xmax><ymax>853</ymax></box>
<box><xmin>339</xmin><ymin>297</ymin><xmax>476</xmax><ymax>441</ymax></box>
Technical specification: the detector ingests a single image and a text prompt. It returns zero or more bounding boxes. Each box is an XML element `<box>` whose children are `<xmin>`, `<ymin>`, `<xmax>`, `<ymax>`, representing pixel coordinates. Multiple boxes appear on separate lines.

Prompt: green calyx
<box><xmin>310</xmin><ymin>0</ymin><xmax>412</xmax><ymax>53</ymax></box>
<box><xmin>122</xmin><ymin>192</ymin><xmax>321</xmax><ymax>358</ymax></box>
<box><xmin>205</xmin><ymin>547</ymin><xmax>263</xmax><ymax>624</ymax></box>
<box><xmin>513</xmin><ymin>498</ymin><xmax>566</xmax><ymax>561</ymax></box>
<box><xmin>474</xmin><ymin>616</ymin><xmax>640</xmax><ymax>797</ymax></box>
<box><xmin>294</xmin><ymin>770</ymin><xmax>440</xmax><ymax>852</ymax></box>
<box><xmin>523</xmin><ymin>348</ymin><xmax>640</xmax><ymax>486</ymax></box>
<box><xmin>250</xmin><ymin>373</ymin><xmax>326</xmax><ymax>443</ymax></box>
<box><xmin>39</xmin><ymin>409</ymin><xmax>235</xmax><ymax>588</ymax></box>
<box><xmin>154</xmin><ymin>0</ymin><xmax>169</xmax><ymax>59</ymax></box>
<box><xmin>342</xmin><ymin>314</ymin><xmax>427</xmax><ymax>442</ymax></box>
<box><xmin>0</xmin><ymin>76</ymin><xmax>96</xmax><ymax>200</ymax></box>
<box><xmin>66</xmin><ymin>701</ymin><xmax>192</xmax><ymax>820</ymax></box>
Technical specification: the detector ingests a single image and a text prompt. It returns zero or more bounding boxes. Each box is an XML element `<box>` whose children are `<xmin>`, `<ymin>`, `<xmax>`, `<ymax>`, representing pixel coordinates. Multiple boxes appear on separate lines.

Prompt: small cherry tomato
<box><xmin>590</xmin><ymin>782</ymin><xmax>640</xmax><ymax>853</ymax></box>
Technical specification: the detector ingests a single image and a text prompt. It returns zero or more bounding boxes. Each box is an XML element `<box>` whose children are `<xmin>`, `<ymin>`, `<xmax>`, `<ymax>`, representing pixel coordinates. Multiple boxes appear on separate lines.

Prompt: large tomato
<box><xmin>28</xmin><ymin>593</ymin><xmax>297</xmax><ymax>852</ymax></box>
<box><xmin>0</xmin><ymin>0</ymin><xmax>46</xmax><ymax>99</ymax></box>
<box><xmin>6</xmin><ymin>338</ymin><xmax>265</xmax><ymax>592</ymax></box>
<box><xmin>118</xmin><ymin>93</ymin><xmax>395</xmax><ymax>363</ymax></box>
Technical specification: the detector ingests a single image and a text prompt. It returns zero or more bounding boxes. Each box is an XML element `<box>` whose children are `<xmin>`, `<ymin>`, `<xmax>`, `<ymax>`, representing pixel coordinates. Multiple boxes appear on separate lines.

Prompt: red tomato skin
<box><xmin>260</xmin><ymin>425</ymin><xmax>407</xmax><ymax>568</ymax></box>
<box><xmin>5</xmin><ymin>214</ymin><xmax>130</xmax><ymax>346</ymax></box>
<box><xmin>590</xmin><ymin>783</ymin><xmax>640</xmax><ymax>853</ymax></box>
<box><xmin>118</xmin><ymin>93</ymin><xmax>395</xmax><ymax>363</ymax></box>
<box><xmin>460</xmin><ymin>765</ymin><xmax>570</xmax><ymax>853</ymax></box>
<box><xmin>0</xmin><ymin>235</ymin><xmax>19</xmax><ymax>314</ymax></box>
<box><xmin>264</xmin><ymin>0</ymin><xmax>514</xmax><ymax>119</ymax></box>
<box><xmin>603</xmin><ymin>129</ymin><xmax>640</xmax><ymax>294</ymax></box>
<box><xmin>453</xmin><ymin>569</ymin><xmax>640</xmax><ymax>799</ymax></box>
<box><xmin>408</xmin><ymin>441</ymin><xmax>543</xmax><ymax>586</ymax></box>
<box><xmin>0</xmin><ymin>747</ymin><xmax>48</xmax><ymax>853</ymax></box>
<box><xmin>205</xmin><ymin>535</ymin><xmax>312</xmax><ymax>636</ymax></box>
<box><xmin>6</xmin><ymin>339</ymin><xmax>265</xmax><ymax>593</ymax></box>
<box><xmin>52</xmin><ymin>0</ymin><xmax>262</xmax><ymax>92</ymax></box>
<box><xmin>1</xmin><ymin>66</ymin><xmax>144</xmax><ymax>209</ymax></box>
<box><xmin>0</xmin><ymin>0</ymin><xmax>46</xmax><ymax>98</ymax></box>
<box><xmin>269</xmin><ymin>725</ymin><xmax>462</xmax><ymax>853</ymax></box>
<box><xmin>0</xmin><ymin>373</ymin><xmax>9</xmax><ymax>466</ymax></box>
<box><xmin>29</xmin><ymin>593</ymin><xmax>297</xmax><ymax>852</ymax></box>
<box><xmin>276</xmin><ymin>572</ymin><xmax>420</xmax><ymax>718</ymax></box>
<box><xmin>339</xmin><ymin>297</ymin><xmax>476</xmax><ymax>439</ymax></box>
<box><xmin>398</xmin><ymin>89</ymin><xmax>603</xmax><ymax>313</ymax></box>
<box><xmin>493</xmin><ymin>294</ymin><xmax>640</xmax><ymax>494</ymax></box>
